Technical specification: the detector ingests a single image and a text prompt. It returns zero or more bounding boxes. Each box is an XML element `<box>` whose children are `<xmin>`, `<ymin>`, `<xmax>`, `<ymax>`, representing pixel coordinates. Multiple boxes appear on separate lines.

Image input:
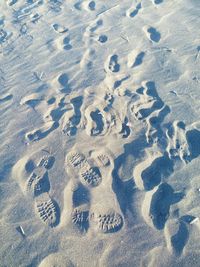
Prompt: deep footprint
<box><xmin>35</xmin><ymin>193</ymin><xmax>59</xmax><ymax>227</ymax></box>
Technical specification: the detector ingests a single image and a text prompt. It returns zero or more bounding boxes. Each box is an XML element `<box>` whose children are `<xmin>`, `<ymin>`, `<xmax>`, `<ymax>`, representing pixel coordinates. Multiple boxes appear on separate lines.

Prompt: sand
<box><xmin>0</xmin><ymin>0</ymin><xmax>200</xmax><ymax>266</ymax></box>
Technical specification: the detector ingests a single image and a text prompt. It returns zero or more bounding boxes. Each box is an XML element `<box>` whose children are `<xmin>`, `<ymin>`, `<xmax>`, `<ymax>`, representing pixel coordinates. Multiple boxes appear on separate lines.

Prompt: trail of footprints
<box><xmin>130</xmin><ymin>81</ymin><xmax>195</xmax><ymax>255</ymax></box>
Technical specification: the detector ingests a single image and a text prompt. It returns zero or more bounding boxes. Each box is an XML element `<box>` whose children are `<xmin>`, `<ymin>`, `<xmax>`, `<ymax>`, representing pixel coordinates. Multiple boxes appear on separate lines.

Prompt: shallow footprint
<box><xmin>52</xmin><ymin>23</ymin><xmax>68</xmax><ymax>34</ymax></box>
<box><xmin>166</xmin><ymin>121</ymin><xmax>191</xmax><ymax>163</ymax></box>
<box><xmin>66</xmin><ymin>151</ymin><xmax>102</xmax><ymax>187</ymax></box>
<box><xmin>7</xmin><ymin>0</ymin><xmax>18</xmax><ymax>6</ymax></box>
<box><xmin>39</xmin><ymin>252</ymin><xmax>74</xmax><ymax>267</ymax></box>
<box><xmin>90</xmin><ymin>208</ymin><xmax>123</xmax><ymax>234</ymax></box>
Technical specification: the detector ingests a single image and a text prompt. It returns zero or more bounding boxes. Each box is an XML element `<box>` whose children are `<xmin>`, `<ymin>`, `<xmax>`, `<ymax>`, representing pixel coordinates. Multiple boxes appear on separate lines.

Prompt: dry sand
<box><xmin>1</xmin><ymin>0</ymin><xmax>200</xmax><ymax>266</ymax></box>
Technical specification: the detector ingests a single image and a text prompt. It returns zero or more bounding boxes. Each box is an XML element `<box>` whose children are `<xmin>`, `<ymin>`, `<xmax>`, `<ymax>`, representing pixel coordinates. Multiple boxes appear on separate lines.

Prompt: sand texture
<box><xmin>1</xmin><ymin>0</ymin><xmax>200</xmax><ymax>266</ymax></box>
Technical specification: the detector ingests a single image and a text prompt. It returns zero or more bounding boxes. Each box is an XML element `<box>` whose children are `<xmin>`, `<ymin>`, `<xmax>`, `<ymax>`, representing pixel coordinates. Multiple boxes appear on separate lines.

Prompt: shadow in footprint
<box><xmin>58</xmin><ymin>73</ymin><xmax>71</xmax><ymax>94</ymax></box>
<box><xmin>25</xmin><ymin>160</ymin><xmax>35</xmax><ymax>172</ymax></box>
<box><xmin>0</xmin><ymin>94</ymin><xmax>13</xmax><ymax>104</ymax></box>
<box><xmin>98</xmin><ymin>35</ymin><xmax>108</xmax><ymax>43</ymax></box>
<box><xmin>186</xmin><ymin>129</ymin><xmax>200</xmax><ymax>160</ymax></box>
<box><xmin>154</xmin><ymin>0</ymin><xmax>163</xmax><ymax>4</ymax></box>
<box><xmin>109</xmin><ymin>55</ymin><xmax>120</xmax><ymax>73</ymax></box>
<box><xmin>72</xmin><ymin>184</ymin><xmax>90</xmax><ymax>232</ymax></box>
<box><xmin>52</xmin><ymin>199</ymin><xmax>60</xmax><ymax>227</ymax></box>
<box><xmin>134</xmin><ymin>81</ymin><xmax>164</xmax><ymax>120</ymax></box>
<box><xmin>147</xmin><ymin>27</ymin><xmax>161</xmax><ymax>43</ymax></box>
<box><xmin>88</xmin><ymin>1</ymin><xmax>95</xmax><ymax>11</ymax></box>
<box><xmin>119</xmin><ymin>117</ymin><xmax>131</xmax><ymax>138</ymax></box>
<box><xmin>150</xmin><ymin>183</ymin><xmax>184</xmax><ymax>230</ymax></box>
<box><xmin>90</xmin><ymin>109</ymin><xmax>104</xmax><ymax>136</ymax></box>
<box><xmin>63</xmin><ymin>36</ymin><xmax>72</xmax><ymax>50</ymax></box>
<box><xmin>133</xmin><ymin>52</ymin><xmax>145</xmax><ymax>68</ymax></box>
<box><xmin>129</xmin><ymin>3</ymin><xmax>142</xmax><ymax>18</ymax></box>
<box><xmin>70</xmin><ymin>96</ymin><xmax>83</xmax><ymax>128</ymax></box>
<box><xmin>72</xmin><ymin>183</ymin><xmax>90</xmax><ymax>207</ymax></box>
<box><xmin>145</xmin><ymin>81</ymin><xmax>160</xmax><ymax>99</ymax></box>
<box><xmin>112</xmin><ymin>135</ymin><xmax>149</xmax><ymax>214</ymax></box>
<box><xmin>34</xmin><ymin>172</ymin><xmax>51</xmax><ymax>197</ymax></box>
<box><xmin>141</xmin><ymin>153</ymin><xmax>173</xmax><ymax>190</ymax></box>
<box><xmin>114</xmin><ymin>76</ymin><xmax>129</xmax><ymax>89</ymax></box>
<box><xmin>147</xmin><ymin>105</ymin><xmax>171</xmax><ymax>146</ymax></box>
<box><xmin>26</xmin><ymin>122</ymin><xmax>59</xmax><ymax>142</ymax></box>
<box><xmin>39</xmin><ymin>156</ymin><xmax>55</xmax><ymax>170</ymax></box>
<box><xmin>171</xmin><ymin>221</ymin><xmax>189</xmax><ymax>255</ymax></box>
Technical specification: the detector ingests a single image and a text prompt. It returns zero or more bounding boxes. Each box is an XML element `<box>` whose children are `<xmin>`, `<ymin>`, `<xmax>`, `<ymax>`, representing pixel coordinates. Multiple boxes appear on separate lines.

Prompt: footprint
<box><xmin>164</xmin><ymin>219</ymin><xmax>189</xmax><ymax>255</ymax></box>
<box><xmin>126</xmin><ymin>2</ymin><xmax>142</xmax><ymax>18</ymax></box>
<box><xmin>66</xmin><ymin>151</ymin><xmax>102</xmax><ymax>187</ymax></box>
<box><xmin>127</xmin><ymin>50</ymin><xmax>145</xmax><ymax>68</ymax></box>
<box><xmin>80</xmin><ymin>48</ymin><xmax>97</xmax><ymax>70</ymax></box>
<box><xmin>6</xmin><ymin>0</ymin><xmax>18</xmax><ymax>6</ymax></box>
<box><xmin>38</xmin><ymin>154</ymin><xmax>55</xmax><ymax>170</ymax></box>
<box><xmin>0</xmin><ymin>94</ymin><xmax>13</xmax><ymax>104</ymax></box>
<box><xmin>35</xmin><ymin>193</ymin><xmax>59</xmax><ymax>227</ymax></box>
<box><xmin>57</xmin><ymin>73</ymin><xmax>71</xmax><ymax>93</ymax></box>
<box><xmin>166</xmin><ymin>121</ymin><xmax>191</xmax><ymax>162</ymax></box>
<box><xmin>142</xmin><ymin>183</ymin><xmax>184</xmax><ymax>230</ymax></box>
<box><xmin>131</xmin><ymin>81</ymin><xmax>164</xmax><ymax>121</ymax></box>
<box><xmin>0</xmin><ymin>29</ymin><xmax>12</xmax><ymax>44</ymax></box>
<box><xmin>52</xmin><ymin>23</ymin><xmax>68</xmax><ymax>33</ymax></box>
<box><xmin>20</xmin><ymin>93</ymin><xmax>43</xmax><ymax>109</ymax></box>
<box><xmin>143</xmin><ymin>26</ymin><xmax>161</xmax><ymax>43</ymax></box>
<box><xmin>98</xmin><ymin>34</ymin><xmax>108</xmax><ymax>43</ymax></box>
<box><xmin>13</xmin><ymin>149</ymin><xmax>54</xmax><ymax>192</ymax></box>
<box><xmin>186</xmin><ymin>128</ymin><xmax>200</xmax><ymax>160</ymax></box>
<box><xmin>62</xmin><ymin>96</ymin><xmax>83</xmax><ymax>136</ymax></box>
<box><xmin>63</xmin><ymin>36</ymin><xmax>72</xmax><ymax>50</ymax></box>
<box><xmin>56</xmin><ymin>36</ymin><xmax>72</xmax><ymax>51</ymax></box>
<box><xmin>90</xmin><ymin>150</ymin><xmax>123</xmax><ymax>234</ymax></box>
<box><xmin>88</xmin><ymin>1</ymin><xmax>96</xmax><ymax>11</ymax></box>
<box><xmin>113</xmin><ymin>75</ymin><xmax>130</xmax><ymax>89</ymax></box>
<box><xmin>74</xmin><ymin>1</ymin><xmax>82</xmax><ymax>10</ymax></box>
<box><xmin>84</xmin><ymin>104</ymin><xmax>105</xmax><ymax>136</ymax></box>
<box><xmin>13</xmin><ymin>150</ymin><xmax>59</xmax><ymax>227</ymax></box>
<box><xmin>152</xmin><ymin>0</ymin><xmax>163</xmax><ymax>5</ymax></box>
<box><xmin>146</xmin><ymin>105</ymin><xmax>170</xmax><ymax>145</ymax></box>
<box><xmin>107</xmin><ymin>54</ymin><xmax>120</xmax><ymax>73</ymax></box>
<box><xmin>90</xmin><ymin>208</ymin><xmax>123</xmax><ymax>233</ymax></box>
<box><xmin>26</xmin><ymin>121</ymin><xmax>59</xmax><ymax>143</ymax></box>
<box><xmin>134</xmin><ymin>151</ymin><xmax>173</xmax><ymax>191</ymax></box>
<box><xmin>26</xmin><ymin>93</ymin><xmax>69</xmax><ymax>142</ymax></box>
<box><xmin>26</xmin><ymin>167</ymin><xmax>50</xmax><ymax>197</ymax></box>
<box><xmin>71</xmin><ymin>183</ymin><xmax>90</xmax><ymax>232</ymax></box>
<box><xmin>132</xmin><ymin>51</ymin><xmax>145</xmax><ymax>68</ymax></box>
<box><xmin>119</xmin><ymin>117</ymin><xmax>131</xmax><ymax>138</ymax></box>
<box><xmin>90</xmin><ymin>109</ymin><xmax>104</xmax><ymax>136</ymax></box>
